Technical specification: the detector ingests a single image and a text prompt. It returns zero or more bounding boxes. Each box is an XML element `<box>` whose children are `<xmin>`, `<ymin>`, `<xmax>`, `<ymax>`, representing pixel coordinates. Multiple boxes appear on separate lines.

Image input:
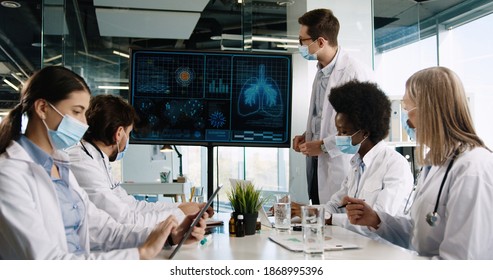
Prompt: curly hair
<box><xmin>329</xmin><ymin>80</ymin><xmax>391</xmax><ymax>144</ymax></box>
<box><xmin>298</xmin><ymin>8</ymin><xmax>339</xmax><ymax>47</ymax></box>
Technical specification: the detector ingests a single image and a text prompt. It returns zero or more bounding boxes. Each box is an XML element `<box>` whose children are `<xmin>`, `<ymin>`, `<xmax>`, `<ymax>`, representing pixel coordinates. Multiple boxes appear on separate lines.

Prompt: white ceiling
<box><xmin>93</xmin><ymin>0</ymin><xmax>210</xmax><ymax>39</ymax></box>
<box><xmin>94</xmin><ymin>0</ymin><xmax>210</xmax><ymax>12</ymax></box>
<box><xmin>95</xmin><ymin>8</ymin><xmax>201</xmax><ymax>39</ymax></box>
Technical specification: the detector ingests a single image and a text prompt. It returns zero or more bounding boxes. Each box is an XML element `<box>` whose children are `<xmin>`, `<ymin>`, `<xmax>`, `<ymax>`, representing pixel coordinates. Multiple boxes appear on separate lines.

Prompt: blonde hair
<box><xmin>405</xmin><ymin>66</ymin><xmax>486</xmax><ymax>166</ymax></box>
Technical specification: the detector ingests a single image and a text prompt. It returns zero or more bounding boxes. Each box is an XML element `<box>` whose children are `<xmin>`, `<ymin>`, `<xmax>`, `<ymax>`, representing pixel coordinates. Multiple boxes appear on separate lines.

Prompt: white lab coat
<box><xmin>305</xmin><ymin>48</ymin><xmax>375</xmax><ymax>203</ymax></box>
<box><xmin>67</xmin><ymin>140</ymin><xmax>185</xmax><ymax>227</ymax></box>
<box><xmin>375</xmin><ymin>147</ymin><xmax>493</xmax><ymax>259</ymax></box>
<box><xmin>326</xmin><ymin>141</ymin><xmax>414</xmax><ymax>239</ymax></box>
<box><xmin>0</xmin><ymin>141</ymin><xmax>151</xmax><ymax>259</ymax></box>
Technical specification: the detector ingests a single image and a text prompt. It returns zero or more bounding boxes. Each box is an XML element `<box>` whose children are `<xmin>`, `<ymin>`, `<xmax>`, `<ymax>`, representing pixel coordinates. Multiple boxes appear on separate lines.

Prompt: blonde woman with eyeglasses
<box><xmin>343</xmin><ymin>66</ymin><xmax>493</xmax><ymax>259</ymax></box>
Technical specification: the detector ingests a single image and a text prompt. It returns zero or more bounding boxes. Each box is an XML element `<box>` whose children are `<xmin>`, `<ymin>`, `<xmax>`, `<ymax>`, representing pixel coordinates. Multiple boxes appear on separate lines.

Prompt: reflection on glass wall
<box><xmin>374</xmin><ymin>0</ymin><xmax>493</xmax><ymax>151</ymax></box>
<box><xmin>374</xmin><ymin>2</ymin><xmax>421</xmax><ymax>53</ymax></box>
<box><xmin>42</xmin><ymin>0</ymin><xmax>128</xmax><ymax>99</ymax></box>
<box><xmin>245</xmin><ymin>147</ymin><xmax>288</xmax><ymax>191</ymax></box>
<box><xmin>37</xmin><ymin>0</ymin><xmax>493</xmax><ymax>204</ymax></box>
<box><xmin>375</xmin><ymin>36</ymin><xmax>437</xmax><ymax>96</ymax></box>
<box><xmin>442</xmin><ymin>13</ymin><xmax>493</xmax><ymax>148</ymax></box>
<box><xmin>39</xmin><ymin>1</ymin><xmax>292</xmax><ymax>197</ymax></box>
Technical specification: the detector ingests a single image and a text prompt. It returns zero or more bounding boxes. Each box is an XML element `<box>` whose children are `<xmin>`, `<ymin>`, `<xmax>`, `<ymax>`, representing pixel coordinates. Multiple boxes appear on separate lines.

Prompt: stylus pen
<box><xmin>337</xmin><ymin>199</ymin><xmax>365</xmax><ymax>209</ymax></box>
<box><xmin>200</xmin><ymin>235</ymin><xmax>212</xmax><ymax>246</ymax></box>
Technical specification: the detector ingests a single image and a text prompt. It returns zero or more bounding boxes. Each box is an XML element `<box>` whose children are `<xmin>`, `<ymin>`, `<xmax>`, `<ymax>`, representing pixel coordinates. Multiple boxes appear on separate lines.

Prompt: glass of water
<box><xmin>301</xmin><ymin>205</ymin><xmax>325</xmax><ymax>254</ymax></box>
<box><xmin>274</xmin><ymin>194</ymin><xmax>291</xmax><ymax>231</ymax></box>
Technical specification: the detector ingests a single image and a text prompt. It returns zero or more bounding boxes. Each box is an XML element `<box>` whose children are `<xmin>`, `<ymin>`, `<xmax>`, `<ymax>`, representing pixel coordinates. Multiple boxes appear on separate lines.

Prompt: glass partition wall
<box><xmin>374</xmin><ymin>0</ymin><xmax>493</xmax><ymax>149</ymax></box>
<box><xmin>39</xmin><ymin>0</ymin><xmax>493</xmax><ymax>209</ymax></box>
<box><xmin>40</xmin><ymin>0</ymin><xmax>293</xmax><ymax>207</ymax></box>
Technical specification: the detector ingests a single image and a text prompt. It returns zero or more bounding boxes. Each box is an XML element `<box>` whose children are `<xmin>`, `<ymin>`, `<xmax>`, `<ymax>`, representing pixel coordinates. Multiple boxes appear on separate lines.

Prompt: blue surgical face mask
<box><xmin>44</xmin><ymin>103</ymin><xmax>88</xmax><ymax>150</ymax></box>
<box><xmin>298</xmin><ymin>40</ymin><xmax>318</xmax><ymax>60</ymax></box>
<box><xmin>401</xmin><ymin>108</ymin><xmax>416</xmax><ymax>141</ymax></box>
<box><xmin>115</xmin><ymin>131</ymin><xmax>129</xmax><ymax>161</ymax></box>
<box><xmin>335</xmin><ymin>130</ymin><xmax>366</xmax><ymax>155</ymax></box>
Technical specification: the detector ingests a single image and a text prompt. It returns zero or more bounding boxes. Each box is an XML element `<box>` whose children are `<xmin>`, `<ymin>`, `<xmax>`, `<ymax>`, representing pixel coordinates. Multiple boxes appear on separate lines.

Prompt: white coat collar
<box><xmin>350</xmin><ymin>140</ymin><xmax>386</xmax><ymax>169</ymax></box>
<box><xmin>80</xmin><ymin>140</ymin><xmax>110</xmax><ymax>161</ymax></box>
<box><xmin>327</xmin><ymin>47</ymin><xmax>350</xmax><ymax>85</ymax></box>
<box><xmin>78</xmin><ymin>139</ymin><xmax>112</xmax><ymax>171</ymax></box>
<box><xmin>5</xmin><ymin>139</ymin><xmax>69</xmax><ymax>164</ymax></box>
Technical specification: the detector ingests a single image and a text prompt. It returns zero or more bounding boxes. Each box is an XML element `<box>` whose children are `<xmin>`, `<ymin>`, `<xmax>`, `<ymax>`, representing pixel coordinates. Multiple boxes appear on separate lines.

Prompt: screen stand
<box><xmin>207</xmin><ymin>144</ymin><xmax>214</xmax><ymax>199</ymax></box>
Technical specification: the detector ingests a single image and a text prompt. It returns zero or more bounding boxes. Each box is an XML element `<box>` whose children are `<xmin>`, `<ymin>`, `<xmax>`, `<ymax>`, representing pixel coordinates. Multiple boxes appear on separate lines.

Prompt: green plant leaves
<box><xmin>226</xmin><ymin>182</ymin><xmax>269</xmax><ymax>214</ymax></box>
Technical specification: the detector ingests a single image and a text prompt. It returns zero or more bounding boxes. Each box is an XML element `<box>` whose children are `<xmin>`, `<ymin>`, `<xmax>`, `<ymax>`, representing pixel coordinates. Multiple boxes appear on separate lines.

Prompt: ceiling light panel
<box><xmin>94</xmin><ymin>0</ymin><xmax>209</xmax><ymax>12</ymax></box>
<box><xmin>95</xmin><ymin>8</ymin><xmax>200</xmax><ymax>39</ymax></box>
<box><xmin>44</xmin><ymin>6</ymin><xmax>69</xmax><ymax>35</ymax></box>
<box><xmin>0</xmin><ymin>62</ymin><xmax>11</xmax><ymax>75</ymax></box>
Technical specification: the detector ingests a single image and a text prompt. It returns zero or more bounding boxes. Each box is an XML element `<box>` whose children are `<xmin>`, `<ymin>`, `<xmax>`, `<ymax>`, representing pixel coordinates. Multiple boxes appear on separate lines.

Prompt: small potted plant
<box><xmin>227</xmin><ymin>181</ymin><xmax>268</xmax><ymax>235</ymax></box>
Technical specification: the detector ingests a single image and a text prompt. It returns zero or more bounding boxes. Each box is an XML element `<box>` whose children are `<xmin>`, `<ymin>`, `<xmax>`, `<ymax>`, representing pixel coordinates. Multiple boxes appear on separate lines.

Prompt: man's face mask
<box><xmin>114</xmin><ymin>131</ymin><xmax>129</xmax><ymax>162</ymax></box>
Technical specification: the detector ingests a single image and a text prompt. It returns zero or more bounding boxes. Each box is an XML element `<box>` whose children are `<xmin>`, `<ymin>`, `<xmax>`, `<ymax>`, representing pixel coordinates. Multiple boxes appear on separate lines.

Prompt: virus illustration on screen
<box><xmin>175</xmin><ymin>67</ymin><xmax>194</xmax><ymax>87</ymax></box>
<box><xmin>209</xmin><ymin>111</ymin><xmax>226</xmax><ymax>128</ymax></box>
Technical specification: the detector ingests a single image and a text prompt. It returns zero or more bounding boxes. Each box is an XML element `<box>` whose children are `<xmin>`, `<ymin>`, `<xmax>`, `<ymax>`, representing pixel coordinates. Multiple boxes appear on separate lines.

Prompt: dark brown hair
<box><xmin>83</xmin><ymin>94</ymin><xmax>138</xmax><ymax>146</ymax></box>
<box><xmin>298</xmin><ymin>8</ymin><xmax>339</xmax><ymax>47</ymax></box>
<box><xmin>0</xmin><ymin>66</ymin><xmax>90</xmax><ymax>153</ymax></box>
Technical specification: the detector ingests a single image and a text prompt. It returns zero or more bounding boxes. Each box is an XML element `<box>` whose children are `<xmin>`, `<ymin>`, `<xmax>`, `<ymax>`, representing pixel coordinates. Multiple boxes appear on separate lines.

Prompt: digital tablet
<box><xmin>168</xmin><ymin>185</ymin><xmax>223</xmax><ymax>259</ymax></box>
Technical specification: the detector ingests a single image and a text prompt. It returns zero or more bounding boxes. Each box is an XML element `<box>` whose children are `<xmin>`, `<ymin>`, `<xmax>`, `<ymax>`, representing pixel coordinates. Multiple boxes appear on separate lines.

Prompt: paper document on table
<box><xmin>269</xmin><ymin>232</ymin><xmax>359</xmax><ymax>252</ymax></box>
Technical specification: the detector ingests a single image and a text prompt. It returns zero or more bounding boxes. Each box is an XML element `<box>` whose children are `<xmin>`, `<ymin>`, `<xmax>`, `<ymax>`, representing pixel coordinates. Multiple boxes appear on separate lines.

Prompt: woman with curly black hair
<box><xmin>292</xmin><ymin>80</ymin><xmax>414</xmax><ymax>240</ymax></box>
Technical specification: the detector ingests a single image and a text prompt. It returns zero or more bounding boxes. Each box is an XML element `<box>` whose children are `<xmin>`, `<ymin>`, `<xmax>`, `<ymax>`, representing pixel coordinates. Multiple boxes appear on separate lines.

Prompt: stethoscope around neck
<box><xmin>403</xmin><ymin>150</ymin><xmax>458</xmax><ymax>227</ymax></box>
<box><xmin>425</xmin><ymin>150</ymin><xmax>459</xmax><ymax>227</ymax></box>
<box><xmin>80</xmin><ymin>140</ymin><xmax>119</xmax><ymax>190</ymax></box>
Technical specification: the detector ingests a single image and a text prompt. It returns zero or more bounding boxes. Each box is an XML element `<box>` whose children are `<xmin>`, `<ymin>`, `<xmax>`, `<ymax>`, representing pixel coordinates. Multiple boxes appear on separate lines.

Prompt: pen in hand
<box><xmin>200</xmin><ymin>234</ymin><xmax>212</xmax><ymax>246</ymax></box>
<box><xmin>338</xmin><ymin>199</ymin><xmax>365</xmax><ymax>209</ymax></box>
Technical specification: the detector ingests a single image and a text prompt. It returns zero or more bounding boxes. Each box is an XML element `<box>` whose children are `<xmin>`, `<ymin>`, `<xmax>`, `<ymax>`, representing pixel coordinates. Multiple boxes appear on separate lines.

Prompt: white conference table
<box><xmin>158</xmin><ymin>214</ymin><xmax>427</xmax><ymax>260</ymax></box>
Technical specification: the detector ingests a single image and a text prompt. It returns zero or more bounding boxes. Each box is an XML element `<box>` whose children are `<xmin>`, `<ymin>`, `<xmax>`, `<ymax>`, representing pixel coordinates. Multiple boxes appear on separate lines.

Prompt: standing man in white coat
<box><xmin>293</xmin><ymin>9</ymin><xmax>374</xmax><ymax>204</ymax></box>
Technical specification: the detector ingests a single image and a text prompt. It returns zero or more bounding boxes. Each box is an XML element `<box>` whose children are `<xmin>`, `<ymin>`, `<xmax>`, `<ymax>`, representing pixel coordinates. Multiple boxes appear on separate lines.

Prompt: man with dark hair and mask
<box><xmin>292</xmin><ymin>8</ymin><xmax>374</xmax><ymax>204</ymax></box>
<box><xmin>68</xmin><ymin>94</ymin><xmax>213</xmax><ymax>228</ymax></box>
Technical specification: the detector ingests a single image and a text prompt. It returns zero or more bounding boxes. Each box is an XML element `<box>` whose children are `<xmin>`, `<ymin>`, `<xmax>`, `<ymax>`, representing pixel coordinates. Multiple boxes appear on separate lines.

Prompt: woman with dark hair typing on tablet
<box><xmin>0</xmin><ymin>66</ymin><xmax>206</xmax><ymax>259</ymax></box>
<box><xmin>291</xmin><ymin>80</ymin><xmax>414</xmax><ymax>241</ymax></box>
<box><xmin>344</xmin><ymin>67</ymin><xmax>493</xmax><ymax>259</ymax></box>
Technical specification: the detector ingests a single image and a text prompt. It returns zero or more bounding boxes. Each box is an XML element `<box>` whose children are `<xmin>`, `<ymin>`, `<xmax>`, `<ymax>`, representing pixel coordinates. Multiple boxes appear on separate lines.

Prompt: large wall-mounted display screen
<box><xmin>129</xmin><ymin>49</ymin><xmax>292</xmax><ymax>147</ymax></box>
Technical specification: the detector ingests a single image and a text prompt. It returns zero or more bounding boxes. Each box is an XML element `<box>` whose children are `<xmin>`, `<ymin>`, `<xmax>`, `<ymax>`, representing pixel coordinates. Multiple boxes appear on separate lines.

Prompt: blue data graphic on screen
<box><xmin>129</xmin><ymin>50</ymin><xmax>292</xmax><ymax>147</ymax></box>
